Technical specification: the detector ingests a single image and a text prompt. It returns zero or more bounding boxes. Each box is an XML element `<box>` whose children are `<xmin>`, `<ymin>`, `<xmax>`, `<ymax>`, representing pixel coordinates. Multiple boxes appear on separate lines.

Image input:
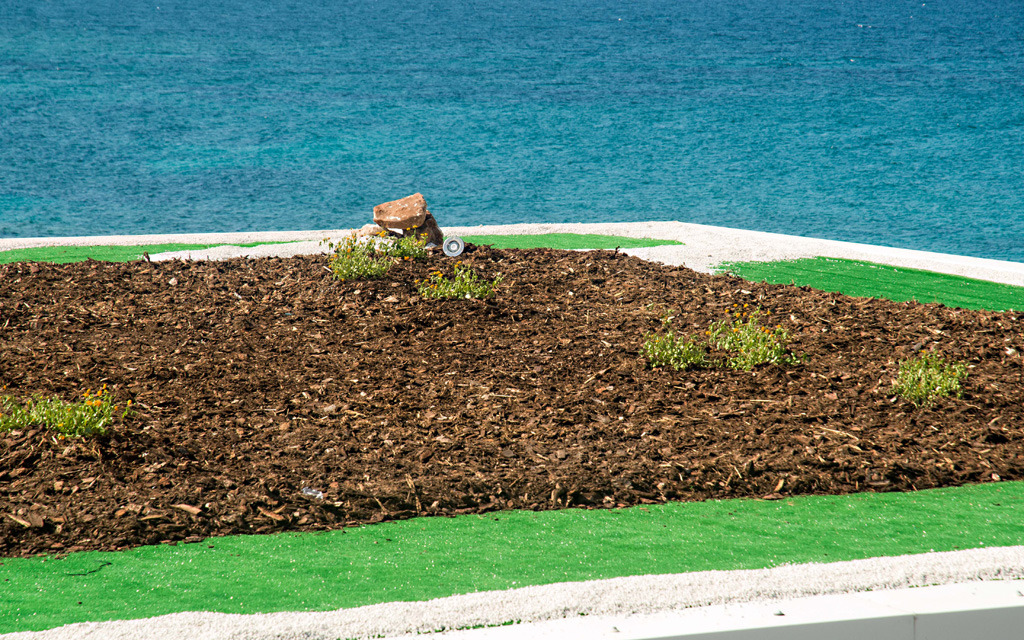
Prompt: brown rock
<box><xmin>373</xmin><ymin>193</ymin><xmax>429</xmax><ymax>230</ymax></box>
<box><xmin>372</xmin><ymin>193</ymin><xmax>444</xmax><ymax>246</ymax></box>
<box><xmin>415</xmin><ymin>212</ymin><xmax>444</xmax><ymax>246</ymax></box>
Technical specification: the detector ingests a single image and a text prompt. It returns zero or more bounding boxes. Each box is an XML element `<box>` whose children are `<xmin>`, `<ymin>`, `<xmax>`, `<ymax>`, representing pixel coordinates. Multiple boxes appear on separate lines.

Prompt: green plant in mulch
<box><xmin>706</xmin><ymin>305</ymin><xmax>801</xmax><ymax>370</ymax></box>
<box><xmin>640</xmin><ymin>310</ymin><xmax>710</xmax><ymax>371</ymax></box>
<box><xmin>0</xmin><ymin>385</ymin><xmax>131</xmax><ymax>438</ymax></box>
<box><xmin>893</xmin><ymin>351</ymin><xmax>968</xmax><ymax>406</ymax></box>
<box><xmin>642</xmin><ymin>305</ymin><xmax>800</xmax><ymax>371</ymax></box>
<box><xmin>416</xmin><ymin>262</ymin><xmax>504</xmax><ymax>300</ymax></box>
<box><xmin>377</xmin><ymin>232</ymin><xmax>430</xmax><ymax>260</ymax></box>
<box><xmin>323</xmin><ymin>231</ymin><xmax>430</xmax><ymax>282</ymax></box>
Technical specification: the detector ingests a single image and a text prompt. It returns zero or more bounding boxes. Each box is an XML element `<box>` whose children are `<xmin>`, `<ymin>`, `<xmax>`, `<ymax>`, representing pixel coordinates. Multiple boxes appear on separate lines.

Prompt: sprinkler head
<box><xmin>442</xmin><ymin>236</ymin><xmax>465</xmax><ymax>257</ymax></box>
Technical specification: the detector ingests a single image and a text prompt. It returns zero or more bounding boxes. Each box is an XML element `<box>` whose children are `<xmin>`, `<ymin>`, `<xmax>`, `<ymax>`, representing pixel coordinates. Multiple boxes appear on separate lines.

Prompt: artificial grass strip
<box><xmin>3</xmin><ymin>482</ymin><xmax>1024</xmax><ymax>633</ymax></box>
<box><xmin>720</xmin><ymin>257</ymin><xmax>1024</xmax><ymax>312</ymax></box>
<box><xmin>462</xmin><ymin>233</ymin><xmax>682</xmax><ymax>251</ymax></box>
<box><xmin>0</xmin><ymin>241</ymin><xmax>296</xmax><ymax>265</ymax></box>
<box><xmin>0</xmin><ymin>235</ymin><xmax>670</xmax><ymax>264</ymax></box>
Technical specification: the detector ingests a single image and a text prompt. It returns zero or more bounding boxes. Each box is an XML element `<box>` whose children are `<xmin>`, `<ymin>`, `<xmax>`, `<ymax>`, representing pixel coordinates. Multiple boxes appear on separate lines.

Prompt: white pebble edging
<box><xmin>137</xmin><ymin>221</ymin><xmax>1023</xmax><ymax>287</ymax></box>
<box><xmin>5</xmin><ymin>221</ymin><xmax>1022</xmax><ymax>286</ymax></box>
<box><xmin>4</xmin><ymin>546</ymin><xmax>1024</xmax><ymax>640</ymax></box>
<box><xmin>444</xmin><ymin>221</ymin><xmax>1024</xmax><ymax>285</ymax></box>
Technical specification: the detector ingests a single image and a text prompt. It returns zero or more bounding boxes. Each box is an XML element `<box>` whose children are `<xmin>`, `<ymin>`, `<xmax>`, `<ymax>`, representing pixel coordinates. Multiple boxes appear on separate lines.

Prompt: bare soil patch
<box><xmin>2</xmin><ymin>247</ymin><xmax>1023</xmax><ymax>558</ymax></box>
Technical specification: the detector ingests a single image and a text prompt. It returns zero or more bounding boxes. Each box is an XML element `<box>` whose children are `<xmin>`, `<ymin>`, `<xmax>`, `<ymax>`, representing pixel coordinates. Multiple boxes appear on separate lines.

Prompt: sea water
<box><xmin>1</xmin><ymin>0</ymin><xmax>1022</xmax><ymax>261</ymax></box>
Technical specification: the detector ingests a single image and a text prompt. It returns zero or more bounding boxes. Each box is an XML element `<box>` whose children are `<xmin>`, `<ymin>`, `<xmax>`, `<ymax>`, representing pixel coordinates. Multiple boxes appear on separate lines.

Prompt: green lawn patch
<box><xmin>3</xmin><ymin>481</ymin><xmax>1023</xmax><ymax>633</ymax></box>
<box><xmin>719</xmin><ymin>256</ymin><xmax>1024</xmax><ymax>312</ymax></box>
<box><xmin>463</xmin><ymin>233</ymin><xmax>682</xmax><ymax>251</ymax></box>
<box><xmin>0</xmin><ymin>241</ymin><xmax>296</xmax><ymax>265</ymax></box>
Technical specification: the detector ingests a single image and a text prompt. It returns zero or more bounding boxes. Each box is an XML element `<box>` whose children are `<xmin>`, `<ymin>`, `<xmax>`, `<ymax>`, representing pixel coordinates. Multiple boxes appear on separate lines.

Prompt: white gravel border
<box><xmin>3</xmin><ymin>221</ymin><xmax>1023</xmax><ymax>285</ymax></box>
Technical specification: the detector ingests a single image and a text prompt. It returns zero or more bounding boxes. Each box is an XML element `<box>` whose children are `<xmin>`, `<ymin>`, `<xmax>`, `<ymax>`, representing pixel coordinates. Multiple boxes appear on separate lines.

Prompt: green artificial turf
<box><xmin>719</xmin><ymin>257</ymin><xmax>1024</xmax><ymax>312</ymax></box>
<box><xmin>462</xmin><ymin>233</ymin><xmax>682</xmax><ymax>250</ymax></box>
<box><xmin>3</xmin><ymin>481</ymin><xmax>1024</xmax><ymax>633</ymax></box>
<box><xmin>0</xmin><ymin>241</ymin><xmax>296</xmax><ymax>265</ymax></box>
<box><xmin>0</xmin><ymin>234</ymin><xmax>672</xmax><ymax>264</ymax></box>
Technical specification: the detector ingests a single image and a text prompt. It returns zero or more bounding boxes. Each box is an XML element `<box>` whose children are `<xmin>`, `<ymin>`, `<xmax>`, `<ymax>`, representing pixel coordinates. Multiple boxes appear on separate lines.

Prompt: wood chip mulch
<box><xmin>1</xmin><ymin>246</ymin><xmax>1022</xmax><ymax>558</ymax></box>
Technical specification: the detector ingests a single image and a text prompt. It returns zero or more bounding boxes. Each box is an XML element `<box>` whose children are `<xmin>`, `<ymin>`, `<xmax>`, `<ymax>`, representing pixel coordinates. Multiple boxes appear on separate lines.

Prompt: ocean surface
<box><xmin>1</xmin><ymin>0</ymin><xmax>1022</xmax><ymax>261</ymax></box>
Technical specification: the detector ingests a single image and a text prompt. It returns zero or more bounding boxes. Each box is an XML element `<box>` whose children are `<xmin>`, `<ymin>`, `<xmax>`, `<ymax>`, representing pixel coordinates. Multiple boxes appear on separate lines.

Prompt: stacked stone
<box><xmin>364</xmin><ymin>192</ymin><xmax>444</xmax><ymax>246</ymax></box>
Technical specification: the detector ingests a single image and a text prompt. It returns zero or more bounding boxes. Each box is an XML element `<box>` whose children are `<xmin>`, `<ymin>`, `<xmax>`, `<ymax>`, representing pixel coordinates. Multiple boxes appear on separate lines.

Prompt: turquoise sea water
<box><xmin>1</xmin><ymin>0</ymin><xmax>1022</xmax><ymax>261</ymax></box>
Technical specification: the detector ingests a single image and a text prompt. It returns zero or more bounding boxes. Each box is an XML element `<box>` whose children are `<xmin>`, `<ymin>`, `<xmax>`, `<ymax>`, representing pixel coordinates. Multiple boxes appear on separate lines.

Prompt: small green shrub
<box><xmin>642</xmin><ymin>305</ymin><xmax>800</xmax><ymax>371</ymax></box>
<box><xmin>641</xmin><ymin>310</ymin><xmax>709</xmax><ymax>370</ymax></box>
<box><xmin>641</xmin><ymin>332</ymin><xmax>709</xmax><ymax>370</ymax></box>
<box><xmin>894</xmin><ymin>352</ymin><xmax>968</xmax><ymax>406</ymax></box>
<box><xmin>379</xmin><ymin>233</ymin><xmax>430</xmax><ymax>260</ymax></box>
<box><xmin>706</xmin><ymin>306</ymin><xmax>798</xmax><ymax>370</ymax></box>
<box><xmin>0</xmin><ymin>385</ymin><xmax>131</xmax><ymax>437</ymax></box>
<box><xmin>323</xmin><ymin>234</ymin><xmax>391</xmax><ymax>281</ymax></box>
<box><xmin>417</xmin><ymin>263</ymin><xmax>503</xmax><ymax>300</ymax></box>
<box><xmin>323</xmin><ymin>232</ymin><xmax>431</xmax><ymax>282</ymax></box>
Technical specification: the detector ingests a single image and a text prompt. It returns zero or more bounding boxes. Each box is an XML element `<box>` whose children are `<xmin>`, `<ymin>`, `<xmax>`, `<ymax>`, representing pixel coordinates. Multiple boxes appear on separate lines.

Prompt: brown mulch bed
<box><xmin>1</xmin><ymin>246</ymin><xmax>1023</xmax><ymax>558</ymax></box>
